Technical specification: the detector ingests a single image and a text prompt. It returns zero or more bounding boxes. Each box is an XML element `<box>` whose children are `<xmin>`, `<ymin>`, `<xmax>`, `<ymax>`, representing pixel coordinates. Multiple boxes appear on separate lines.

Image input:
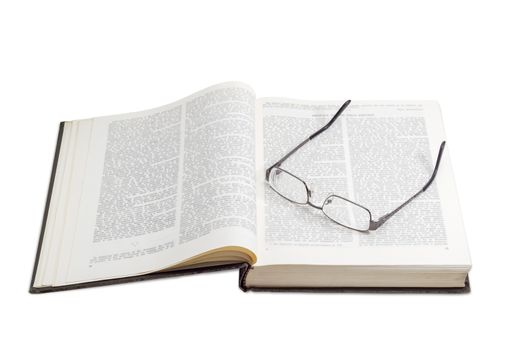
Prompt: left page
<box><xmin>34</xmin><ymin>82</ymin><xmax>258</xmax><ymax>288</ymax></box>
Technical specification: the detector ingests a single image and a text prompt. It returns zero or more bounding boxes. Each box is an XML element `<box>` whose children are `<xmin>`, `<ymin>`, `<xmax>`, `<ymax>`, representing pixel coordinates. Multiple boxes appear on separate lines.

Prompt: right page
<box><xmin>254</xmin><ymin>98</ymin><xmax>471</xmax><ymax>267</ymax></box>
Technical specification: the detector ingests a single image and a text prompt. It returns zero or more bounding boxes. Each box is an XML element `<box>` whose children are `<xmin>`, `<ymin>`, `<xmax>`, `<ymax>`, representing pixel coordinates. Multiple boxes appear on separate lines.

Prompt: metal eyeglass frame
<box><xmin>265</xmin><ymin>100</ymin><xmax>447</xmax><ymax>232</ymax></box>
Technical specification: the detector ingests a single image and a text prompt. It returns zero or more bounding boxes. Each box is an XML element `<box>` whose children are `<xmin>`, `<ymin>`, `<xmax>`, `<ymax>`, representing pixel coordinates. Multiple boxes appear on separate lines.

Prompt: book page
<box><xmin>45</xmin><ymin>82</ymin><xmax>257</xmax><ymax>286</ymax></box>
<box><xmin>254</xmin><ymin>98</ymin><xmax>471</xmax><ymax>267</ymax></box>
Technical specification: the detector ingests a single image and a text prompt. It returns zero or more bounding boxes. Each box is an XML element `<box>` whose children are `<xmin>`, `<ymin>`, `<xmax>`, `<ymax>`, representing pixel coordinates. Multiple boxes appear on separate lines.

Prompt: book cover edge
<box><xmin>29</xmin><ymin>122</ymin><xmax>65</xmax><ymax>293</ymax></box>
<box><xmin>31</xmin><ymin>263</ymin><xmax>244</xmax><ymax>294</ymax></box>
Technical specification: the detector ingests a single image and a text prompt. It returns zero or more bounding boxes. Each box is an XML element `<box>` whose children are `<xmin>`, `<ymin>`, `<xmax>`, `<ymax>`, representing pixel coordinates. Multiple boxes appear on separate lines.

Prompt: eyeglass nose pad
<box><xmin>307</xmin><ymin>184</ymin><xmax>315</xmax><ymax>202</ymax></box>
<box><xmin>307</xmin><ymin>187</ymin><xmax>314</xmax><ymax>201</ymax></box>
<box><xmin>324</xmin><ymin>193</ymin><xmax>335</xmax><ymax>204</ymax></box>
<box><xmin>309</xmin><ymin>185</ymin><xmax>328</xmax><ymax>206</ymax></box>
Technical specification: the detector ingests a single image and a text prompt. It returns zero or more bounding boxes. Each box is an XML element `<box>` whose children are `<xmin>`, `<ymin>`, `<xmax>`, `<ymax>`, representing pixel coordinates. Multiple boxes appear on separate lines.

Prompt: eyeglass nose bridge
<box><xmin>305</xmin><ymin>188</ymin><xmax>325</xmax><ymax>210</ymax></box>
<box><xmin>306</xmin><ymin>200</ymin><xmax>323</xmax><ymax>210</ymax></box>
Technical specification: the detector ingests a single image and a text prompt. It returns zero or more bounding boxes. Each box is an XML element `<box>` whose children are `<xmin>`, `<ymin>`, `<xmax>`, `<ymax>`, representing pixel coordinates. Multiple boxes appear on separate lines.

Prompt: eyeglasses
<box><xmin>265</xmin><ymin>100</ymin><xmax>446</xmax><ymax>232</ymax></box>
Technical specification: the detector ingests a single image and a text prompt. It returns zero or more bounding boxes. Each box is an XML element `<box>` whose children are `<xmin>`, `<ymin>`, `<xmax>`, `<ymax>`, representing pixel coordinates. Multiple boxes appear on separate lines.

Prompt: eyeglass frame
<box><xmin>265</xmin><ymin>100</ymin><xmax>446</xmax><ymax>232</ymax></box>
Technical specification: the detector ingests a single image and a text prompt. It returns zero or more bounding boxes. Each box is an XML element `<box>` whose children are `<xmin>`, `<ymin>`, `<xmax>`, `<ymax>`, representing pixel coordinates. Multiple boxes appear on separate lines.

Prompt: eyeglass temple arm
<box><xmin>265</xmin><ymin>100</ymin><xmax>352</xmax><ymax>181</ymax></box>
<box><xmin>369</xmin><ymin>141</ymin><xmax>446</xmax><ymax>231</ymax></box>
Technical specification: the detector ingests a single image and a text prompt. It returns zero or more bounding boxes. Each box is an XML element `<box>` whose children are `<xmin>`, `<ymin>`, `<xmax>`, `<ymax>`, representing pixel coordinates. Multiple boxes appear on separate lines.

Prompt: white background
<box><xmin>1</xmin><ymin>1</ymin><xmax>524</xmax><ymax>349</ymax></box>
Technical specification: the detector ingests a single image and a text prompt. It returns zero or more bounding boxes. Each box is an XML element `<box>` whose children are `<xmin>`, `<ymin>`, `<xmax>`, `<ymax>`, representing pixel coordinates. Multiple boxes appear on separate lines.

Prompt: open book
<box><xmin>31</xmin><ymin>82</ymin><xmax>471</xmax><ymax>293</ymax></box>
